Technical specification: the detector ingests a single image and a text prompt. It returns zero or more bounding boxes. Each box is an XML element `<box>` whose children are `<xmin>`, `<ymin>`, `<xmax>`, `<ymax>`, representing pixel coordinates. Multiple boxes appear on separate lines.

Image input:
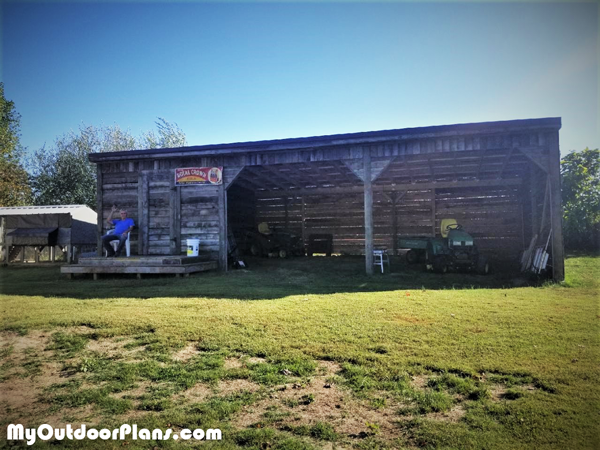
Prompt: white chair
<box><xmin>104</xmin><ymin>229</ymin><xmax>131</xmax><ymax>257</ymax></box>
<box><xmin>373</xmin><ymin>249</ymin><xmax>390</xmax><ymax>273</ymax></box>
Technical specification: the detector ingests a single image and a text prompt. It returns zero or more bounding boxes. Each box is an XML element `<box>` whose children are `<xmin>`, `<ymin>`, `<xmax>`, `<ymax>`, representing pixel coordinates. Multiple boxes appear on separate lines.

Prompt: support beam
<box><xmin>169</xmin><ymin>174</ymin><xmax>181</xmax><ymax>255</ymax></box>
<box><xmin>516</xmin><ymin>147</ymin><xmax>549</xmax><ymax>174</ymax></box>
<box><xmin>255</xmin><ymin>177</ymin><xmax>523</xmax><ymax>199</ymax></box>
<box><xmin>301</xmin><ymin>197</ymin><xmax>306</xmax><ymax>243</ymax></box>
<box><xmin>223</xmin><ymin>166</ymin><xmax>245</xmax><ymax>189</ymax></box>
<box><xmin>218</xmin><ymin>183</ymin><xmax>228</xmax><ymax>272</ymax></box>
<box><xmin>547</xmin><ymin>132</ymin><xmax>565</xmax><ymax>281</ymax></box>
<box><xmin>497</xmin><ymin>148</ymin><xmax>515</xmax><ymax>179</ymax></box>
<box><xmin>138</xmin><ymin>171</ymin><xmax>148</xmax><ymax>255</ymax></box>
<box><xmin>364</xmin><ymin>148</ymin><xmax>374</xmax><ymax>275</ymax></box>
<box><xmin>431</xmin><ymin>189</ymin><xmax>437</xmax><ymax>236</ymax></box>
<box><xmin>96</xmin><ymin>165</ymin><xmax>103</xmax><ymax>256</ymax></box>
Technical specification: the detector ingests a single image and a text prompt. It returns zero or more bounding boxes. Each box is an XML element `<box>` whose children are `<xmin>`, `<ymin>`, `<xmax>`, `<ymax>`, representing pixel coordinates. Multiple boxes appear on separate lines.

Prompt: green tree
<box><xmin>139</xmin><ymin>117</ymin><xmax>186</xmax><ymax>149</ymax></box>
<box><xmin>29</xmin><ymin>120</ymin><xmax>186</xmax><ymax>209</ymax></box>
<box><xmin>560</xmin><ymin>147</ymin><xmax>600</xmax><ymax>251</ymax></box>
<box><xmin>0</xmin><ymin>82</ymin><xmax>32</xmax><ymax>206</ymax></box>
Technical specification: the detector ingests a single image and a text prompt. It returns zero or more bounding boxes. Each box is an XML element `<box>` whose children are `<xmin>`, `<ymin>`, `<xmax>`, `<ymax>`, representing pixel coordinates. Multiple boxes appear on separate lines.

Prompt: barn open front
<box><xmin>74</xmin><ymin>118</ymin><xmax>563</xmax><ymax>280</ymax></box>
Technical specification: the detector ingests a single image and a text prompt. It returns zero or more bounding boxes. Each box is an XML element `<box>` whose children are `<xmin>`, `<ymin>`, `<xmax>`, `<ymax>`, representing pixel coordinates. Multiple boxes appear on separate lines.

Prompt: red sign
<box><xmin>175</xmin><ymin>167</ymin><xmax>223</xmax><ymax>185</ymax></box>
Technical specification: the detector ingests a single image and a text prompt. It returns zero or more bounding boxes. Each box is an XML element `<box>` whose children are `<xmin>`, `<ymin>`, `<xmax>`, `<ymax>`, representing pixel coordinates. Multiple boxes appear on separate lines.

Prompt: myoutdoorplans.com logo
<box><xmin>7</xmin><ymin>424</ymin><xmax>222</xmax><ymax>446</ymax></box>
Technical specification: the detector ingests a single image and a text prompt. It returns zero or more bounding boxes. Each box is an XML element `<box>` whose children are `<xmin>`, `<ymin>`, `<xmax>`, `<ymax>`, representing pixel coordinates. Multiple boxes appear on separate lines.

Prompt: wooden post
<box><xmin>67</xmin><ymin>245</ymin><xmax>72</xmax><ymax>264</ymax></box>
<box><xmin>218</xmin><ymin>183</ymin><xmax>228</xmax><ymax>272</ymax></box>
<box><xmin>50</xmin><ymin>246</ymin><xmax>55</xmax><ymax>262</ymax></box>
<box><xmin>301</xmin><ymin>197</ymin><xmax>306</xmax><ymax>243</ymax></box>
<box><xmin>138</xmin><ymin>172</ymin><xmax>146</xmax><ymax>256</ymax></box>
<box><xmin>431</xmin><ymin>188</ymin><xmax>436</xmax><ymax>237</ymax></box>
<box><xmin>364</xmin><ymin>147</ymin><xmax>374</xmax><ymax>275</ymax></box>
<box><xmin>141</xmin><ymin>173</ymin><xmax>149</xmax><ymax>255</ymax></box>
<box><xmin>391</xmin><ymin>192</ymin><xmax>398</xmax><ymax>256</ymax></box>
<box><xmin>547</xmin><ymin>131</ymin><xmax>565</xmax><ymax>281</ymax></box>
<box><xmin>169</xmin><ymin>173</ymin><xmax>181</xmax><ymax>255</ymax></box>
<box><xmin>96</xmin><ymin>165</ymin><xmax>103</xmax><ymax>256</ymax></box>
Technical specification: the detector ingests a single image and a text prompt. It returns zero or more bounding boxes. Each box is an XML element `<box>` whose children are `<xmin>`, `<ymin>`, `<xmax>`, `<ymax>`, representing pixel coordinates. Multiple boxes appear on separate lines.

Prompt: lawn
<box><xmin>0</xmin><ymin>256</ymin><xmax>598</xmax><ymax>449</ymax></box>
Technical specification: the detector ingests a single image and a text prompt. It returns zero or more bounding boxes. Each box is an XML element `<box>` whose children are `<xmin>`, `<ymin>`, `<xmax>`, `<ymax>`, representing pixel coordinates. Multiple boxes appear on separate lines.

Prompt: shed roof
<box><xmin>0</xmin><ymin>205</ymin><xmax>95</xmax><ymax>216</ymax></box>
<box><xmin>89</xmin><ymin>117</ymin><xmax>561</xmax><ymax>163</ymax></box>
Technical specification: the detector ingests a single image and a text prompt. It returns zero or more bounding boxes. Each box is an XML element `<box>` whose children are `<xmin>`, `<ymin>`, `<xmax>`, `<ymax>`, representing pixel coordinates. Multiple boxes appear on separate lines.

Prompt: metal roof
<box><xmin>89</xmin><ymin>117</ymin><xmax>562</xmax><ymax>162</ymax></box>
<box><xmin>0</xmin><ymin>205</ymin><xmax>95</xmax><ymax>216</ymax></box>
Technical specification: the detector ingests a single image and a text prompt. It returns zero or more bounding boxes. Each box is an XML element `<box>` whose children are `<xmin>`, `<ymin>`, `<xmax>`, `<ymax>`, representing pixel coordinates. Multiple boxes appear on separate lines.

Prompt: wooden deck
<box><xmin>61</xmin><ymin>255</ymin><xmax>218</xmax><ymax>279</ymax></box>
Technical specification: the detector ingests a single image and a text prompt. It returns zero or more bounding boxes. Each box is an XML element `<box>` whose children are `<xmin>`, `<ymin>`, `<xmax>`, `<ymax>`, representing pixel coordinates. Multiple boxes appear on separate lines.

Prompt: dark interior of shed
<box><xmin>227</xmin><ymin>148</ymin><xmax>550</xmax><ymax>265</ymax></box>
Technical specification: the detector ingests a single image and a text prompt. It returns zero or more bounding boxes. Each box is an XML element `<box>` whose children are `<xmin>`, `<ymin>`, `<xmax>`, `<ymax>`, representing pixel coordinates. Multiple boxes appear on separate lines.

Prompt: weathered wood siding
<box><xmin>101</xmin><ymin>160</ymin><xmax>222</xmax><ymax>258</ymax></box>
<box><xmin>249</xmin><ymin>185</ymin><xmax>525</xmax><ymax>259</ymax></box>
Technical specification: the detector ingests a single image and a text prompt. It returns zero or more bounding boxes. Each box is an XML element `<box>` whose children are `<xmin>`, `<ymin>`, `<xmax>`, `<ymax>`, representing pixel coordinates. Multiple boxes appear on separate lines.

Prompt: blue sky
<box><xmin>2</xmin><ymin>1</ymin><xmax>598</xmax><ymax>156</ymax></box>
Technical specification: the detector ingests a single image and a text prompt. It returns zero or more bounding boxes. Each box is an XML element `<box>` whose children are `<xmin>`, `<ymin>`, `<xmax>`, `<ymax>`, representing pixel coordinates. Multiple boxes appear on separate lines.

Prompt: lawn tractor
<box><xmin>244</xmin><ymin>222</ymin><xmax>305</xmax><ymax>258</ymax></box>
<box><xmin>398</xmin><ymin>219</ymin><xmax>490</xmax><ymax>274</ymax></box>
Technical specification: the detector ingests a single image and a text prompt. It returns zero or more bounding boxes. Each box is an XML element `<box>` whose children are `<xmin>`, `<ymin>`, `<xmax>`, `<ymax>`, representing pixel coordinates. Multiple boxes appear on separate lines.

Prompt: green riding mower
<box><xmin>425</xmin><ymin>220</ymin><xmax>490</xmax><ymax>275</ymax></box>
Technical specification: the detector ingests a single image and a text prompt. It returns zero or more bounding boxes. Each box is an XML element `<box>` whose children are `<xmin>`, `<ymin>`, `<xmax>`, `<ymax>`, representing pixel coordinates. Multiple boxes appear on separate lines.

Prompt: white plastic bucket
<box><xmin>187</xmin><ymin>239</ymin><xmax>200</xmax><ymax>257</ymax></box>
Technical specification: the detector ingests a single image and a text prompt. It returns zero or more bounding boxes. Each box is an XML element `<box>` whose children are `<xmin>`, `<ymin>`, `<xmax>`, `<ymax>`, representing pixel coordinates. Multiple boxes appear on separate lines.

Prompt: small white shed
<box><xmin>0</xmin><ymin>205</ymin><xmax>97</xmax><ymax>264</ymax></box>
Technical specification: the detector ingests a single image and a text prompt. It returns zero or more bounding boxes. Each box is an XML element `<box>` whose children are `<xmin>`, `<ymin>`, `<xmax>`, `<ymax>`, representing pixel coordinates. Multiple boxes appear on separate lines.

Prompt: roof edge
<box><xmin>89</xmin><ymin>117</ymin><xmax>561</xmax><ymax>162</ymax></box>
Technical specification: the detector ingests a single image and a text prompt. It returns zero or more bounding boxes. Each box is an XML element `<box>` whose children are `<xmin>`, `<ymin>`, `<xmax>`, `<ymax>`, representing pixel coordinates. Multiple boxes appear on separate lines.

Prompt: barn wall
<box><xmin>100</xmin><ymin>159</ymin><xmax>222</xmax><ymax>258</ymax></box>
<box><xmin>250</xmin><ymin>184</ymin><xmax>526</xmax><ymax>260</ymax></box>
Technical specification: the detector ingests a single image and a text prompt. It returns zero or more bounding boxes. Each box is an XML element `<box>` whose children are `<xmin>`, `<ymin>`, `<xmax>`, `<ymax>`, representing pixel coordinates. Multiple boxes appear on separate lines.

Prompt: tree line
<box><xmin>1</xmin><ymin>83</ymin><xmax>185</xmax><ymax>210</ymax></box>
<box><xmin>1</xmin><ymin>83</ymin><xmax>598</xmax><ymax>252</ymax></box>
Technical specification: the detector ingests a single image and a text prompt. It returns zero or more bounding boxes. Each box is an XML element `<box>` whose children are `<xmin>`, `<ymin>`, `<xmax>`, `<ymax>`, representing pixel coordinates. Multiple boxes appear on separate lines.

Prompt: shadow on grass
<box><xmin>0</xmin><ymin>255</ymin><xmax>542</xmax><ymax>301</ymax></box>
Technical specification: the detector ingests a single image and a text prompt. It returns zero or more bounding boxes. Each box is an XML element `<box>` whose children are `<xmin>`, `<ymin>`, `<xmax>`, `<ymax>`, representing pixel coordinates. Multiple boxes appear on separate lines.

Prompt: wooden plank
<box><xmin>61</xmin><ymin>261</ymin><xmax>218</xmax><ymax>274</ymax></box>
<box><xmin>96</xmin><ymin>165</ymin><xmax>103</xmax><ymax>256</ymax></box>
<box><xmin>364</xmin><ymin>148</ymin><xmax>373</xmax><ymax>275</ymax></box>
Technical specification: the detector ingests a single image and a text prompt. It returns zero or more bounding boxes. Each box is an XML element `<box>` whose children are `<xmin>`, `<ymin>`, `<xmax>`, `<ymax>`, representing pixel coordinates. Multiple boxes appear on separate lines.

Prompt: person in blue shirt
<box><xmin>102</xmin><ymin>206</ymin><xmax>135</xmax><ymax>257</ymax></box>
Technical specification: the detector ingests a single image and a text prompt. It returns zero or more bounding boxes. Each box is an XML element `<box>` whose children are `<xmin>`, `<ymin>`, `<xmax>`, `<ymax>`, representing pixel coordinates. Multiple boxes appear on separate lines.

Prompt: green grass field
<box><xmin>0</xmin><ymin>256</ymin><xmax>598</xmax><ymax>449</ymax></box>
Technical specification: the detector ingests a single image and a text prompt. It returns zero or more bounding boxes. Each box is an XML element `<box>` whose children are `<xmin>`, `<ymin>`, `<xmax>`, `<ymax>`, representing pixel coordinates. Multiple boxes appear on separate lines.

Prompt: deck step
<box><xmin>61</xmin><ymin>260</ymin><xmax>218</xmax><ymax>275</ymax></box>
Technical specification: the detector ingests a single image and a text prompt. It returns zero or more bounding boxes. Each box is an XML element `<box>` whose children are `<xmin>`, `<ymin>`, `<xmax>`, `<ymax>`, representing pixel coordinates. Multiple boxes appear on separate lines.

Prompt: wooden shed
<box><xmin>88</xmin><ymin>118</ymin><xmax>565</xmax><ymax>280</ymax></box>
<box><xmin>1</xmin><ymin>205</ymin><xmax>97</xmax><ymax>264</ymax></box>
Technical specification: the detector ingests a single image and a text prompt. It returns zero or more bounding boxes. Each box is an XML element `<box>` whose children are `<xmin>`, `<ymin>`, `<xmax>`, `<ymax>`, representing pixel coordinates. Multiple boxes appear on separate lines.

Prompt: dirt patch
<box><xmin>411</xmin><ymin>374</ymin><xmax>431</xmax><ymax>389</ymax></box>
<box><xmin>247</xmin><ymin>356</ymin><xmax>266</xmax><ymax>364</ymax></box>
<box><xmin>490</xmin><ymin>385</ymin><xmax>507</xmax><ymax>401</ymax></box>
<box><xmin>490</xmin><ymin>383</ymin><xmax>536</xmax><ymax>401</ymax></box>
<box><xmin>0</xmin><ymin>330</ymin><xmax>53</xmax><ymax>359</ymax></box>
<box><xmin>181</xmin><ymin>383</ymin><xmax>214</xmax><ymax>402</ymax></box>
<box><xmin>86</xmin><ymin>337</ymin><xmax>140</xmax><ymax>359</ymax></box>
<box><xmin>425</xmin><ymin>404</ymin><xmax>466</xmax><ymax>423</ymax></box>
<box><xmin>172</xmin><ymin>343</ymin><xmax>201</xmax><ymax>362</ymax></box>
<box><xmin>232</xmin><ymin>360</ymin><xmax>407</xmax><ymax>442</ymax></box>
<box><xmin>224</xmin><ymin>357</ymin><xmax>244</xmax><ymax>369</ymax></box>
<box><xmin>217</xmin><ymin>379</ymin><xmax>262</xmax><ymax>396</ymax></box>
<box><xmin>0</xmin><ymin>361</ymin><xmax>68</xmax><ymax>427</ymax></box>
